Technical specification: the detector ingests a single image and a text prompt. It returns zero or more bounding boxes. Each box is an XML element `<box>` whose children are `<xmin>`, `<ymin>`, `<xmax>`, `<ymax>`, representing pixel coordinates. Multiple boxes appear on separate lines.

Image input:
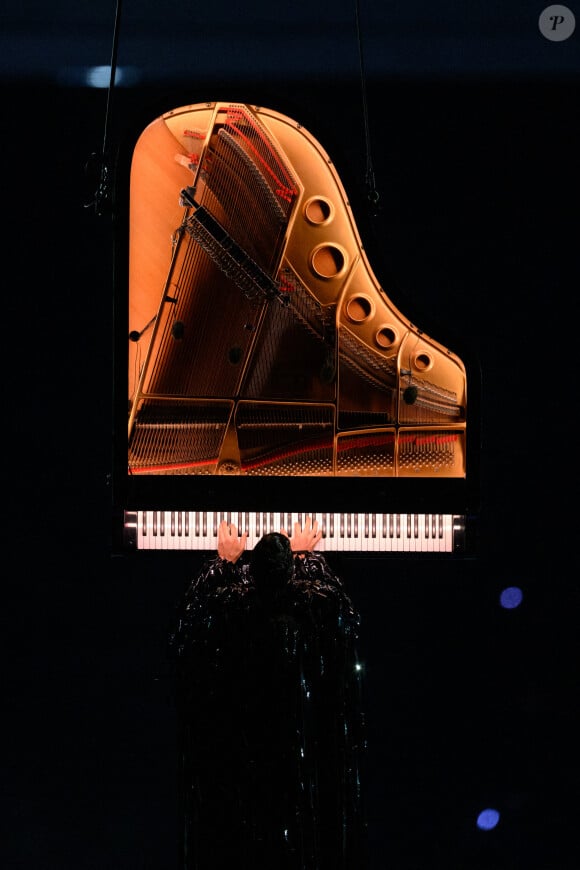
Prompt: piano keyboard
<box><xmin>124</xmin><ymin>510</ymin><xmax>466</xmax><ymax>553</ymax></box>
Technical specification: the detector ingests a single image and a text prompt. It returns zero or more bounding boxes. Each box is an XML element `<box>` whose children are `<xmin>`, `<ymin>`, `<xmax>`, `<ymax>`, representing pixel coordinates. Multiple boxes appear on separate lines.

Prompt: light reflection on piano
<box><xmin>118</xmin><ymin>102</ymin><xmax>475</xmax><ymax>554</ymax></box>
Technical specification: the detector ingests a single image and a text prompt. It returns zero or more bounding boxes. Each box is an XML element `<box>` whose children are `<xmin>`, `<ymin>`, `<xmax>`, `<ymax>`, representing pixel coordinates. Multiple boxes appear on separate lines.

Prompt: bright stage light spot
<box><xmin>477</xmin><ymin>808</ymin><xmax>500</xmax><ymax>830</ymax></box>
<box><xmin>86</xmin><ymin>65</ymin><xmax>138</xmax><ymax>88</ymax></box>
<box><xmin>57</xmin><ymin>65</ymin><xmax>141</xmax><ymax>88</ymax></box>
<box><xmin>499</xmin><ymin>586</ymin><xmax>523</xmax><ymax>609</ymax></box>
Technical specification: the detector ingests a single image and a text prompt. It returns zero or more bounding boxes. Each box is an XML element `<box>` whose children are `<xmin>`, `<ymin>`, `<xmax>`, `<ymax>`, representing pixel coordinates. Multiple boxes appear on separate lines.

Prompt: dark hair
<box><xmin>250</xmin><ymin>532</ymin><xmax>294</xmax><ymax>594</ymax></box>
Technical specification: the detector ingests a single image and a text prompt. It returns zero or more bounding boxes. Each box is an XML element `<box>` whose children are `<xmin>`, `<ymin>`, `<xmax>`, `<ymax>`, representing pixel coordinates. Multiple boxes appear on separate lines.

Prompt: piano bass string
<box><xmin>122</xmin><ymin>102</ymin><xmax>469</xmax><ymax>554</ymax></box>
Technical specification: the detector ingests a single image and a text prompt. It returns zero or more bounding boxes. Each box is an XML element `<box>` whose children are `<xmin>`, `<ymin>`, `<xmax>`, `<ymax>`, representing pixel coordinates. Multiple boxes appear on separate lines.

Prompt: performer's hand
<box><xmin>217</xmin><ymin>520</ymin><xmax>247</xmax><ymax>563</ymax></box>
<box><xmin>280</xmin><ymin>515</ymin><xmax>322</xmax><ymax>552</ymax></box>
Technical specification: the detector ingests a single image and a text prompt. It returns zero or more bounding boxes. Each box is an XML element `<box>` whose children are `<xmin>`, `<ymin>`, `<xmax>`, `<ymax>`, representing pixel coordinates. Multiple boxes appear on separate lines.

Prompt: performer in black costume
<box><xmin>169</xmin><ymin>516</ymin><xmax>367</xmax><ymax>870</ymax></box>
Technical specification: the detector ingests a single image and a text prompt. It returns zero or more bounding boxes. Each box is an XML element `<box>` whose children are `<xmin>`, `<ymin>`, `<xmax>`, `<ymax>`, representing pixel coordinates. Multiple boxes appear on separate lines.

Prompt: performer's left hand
<box><xmin>217</xmin><ymin>520</ymin><xmax>248</xmax><ymax>563</ymax></box>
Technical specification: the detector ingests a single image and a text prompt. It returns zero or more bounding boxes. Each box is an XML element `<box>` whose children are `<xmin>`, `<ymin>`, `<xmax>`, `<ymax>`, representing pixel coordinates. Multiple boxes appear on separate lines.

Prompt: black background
<box><xmin>4</xmin><ymin>4</ymin><xmax>580</xmax><ymax>868</ymax></box>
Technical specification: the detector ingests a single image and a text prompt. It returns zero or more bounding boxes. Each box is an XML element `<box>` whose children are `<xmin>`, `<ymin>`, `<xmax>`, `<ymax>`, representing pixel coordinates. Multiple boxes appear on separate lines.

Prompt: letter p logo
<box><xmin>539</xmin><ymin>5</ymin><xmax>576</xmax><ymax>40</ymax></box>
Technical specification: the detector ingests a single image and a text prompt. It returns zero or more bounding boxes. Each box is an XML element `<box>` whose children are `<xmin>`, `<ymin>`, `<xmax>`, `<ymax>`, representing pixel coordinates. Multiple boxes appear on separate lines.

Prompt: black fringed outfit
<box><xmin>169</xmin><ymin>552</ymin><xmax>367</xmax><ymax>870</ymax></box>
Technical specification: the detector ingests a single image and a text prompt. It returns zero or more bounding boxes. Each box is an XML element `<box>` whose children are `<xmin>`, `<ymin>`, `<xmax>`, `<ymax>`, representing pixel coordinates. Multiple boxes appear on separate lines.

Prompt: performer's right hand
<box><xmin>280</xmin><ymin>515</ymin><xmax>322</xmax><ymax>552</ymax></box>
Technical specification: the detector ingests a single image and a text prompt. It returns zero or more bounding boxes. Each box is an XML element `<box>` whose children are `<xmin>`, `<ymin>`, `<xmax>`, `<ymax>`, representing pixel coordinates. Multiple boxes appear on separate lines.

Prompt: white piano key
<box><xmin>199</xmin><ymin>511</ymin><xmax>209</xmax><ymax>549</ymax></box>
<box><xmin>156</xmin><ymin>510</ymin><xmax>165</xmax><ymax>549</ymax></box>
<box><xmin>139</xmin><ymin>510</ymin><xmax>149</xmax><ymax>549</ymax></box>
<box><xmin>408</xmin><ymin>514</ymin><xmax>418</xmax><ymax>553</ymax></box>
<box><xmin>246</xmin><ymin>511</ymin><xmax>257</xmax><ymax>548</ymax></box>
<box><xmin>151</xmin><ymin>510</ymin><xmax>161</xmax><ymax>550</ymax></box>
<box><xmin>243</xmin><ymin>510</ymin><xmax>252</xmax><ymax>542</ymax></box>
<box><xmin>423</xmin><ymin>514</ymin><xmax>434</xmax><ymax>554</ymax></box>
<box><xmin>356</xmin><ymin>513</ymin><xmax>366</xmax><ymax>552</ymax></box>
<box><xmin>430</xmin><ymin>514</ymin><xmax>440</xmax><ymax>553</ymax></box>
<box><xmin>442</xmin><ymin>513</ymin><xmax>453</xmax><ymax>552</ymax></box>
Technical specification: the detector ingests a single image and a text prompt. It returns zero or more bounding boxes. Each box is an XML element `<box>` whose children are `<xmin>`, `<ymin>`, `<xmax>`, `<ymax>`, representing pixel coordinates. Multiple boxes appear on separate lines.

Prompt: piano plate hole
<box><xmin>346</xmin><ymin>295</ymin><xmax>373</xmax><ymax>323</ymax></box>
<box><xmin>311</xmin><ymin>244</ymin><xmax>345</xmax><ymax>279</ymax></box>
<box><xmin>413</xmin><ymin>351</ymin><xmax>433</xmax><ymax>372</ymax></box>
<box><xmin>376</xmin><ymin>326</ymin><xmax>398</xmax><ymax>348</ymax></box>
<box><xmin>218</xmin><ymin>460</ymin><xmax>240</xmax><ymax>474</ymax></box>
<box><xmin>304</xmin><ymin>197</ymin><xmax>333</xmax><ymax>225</ymax></box>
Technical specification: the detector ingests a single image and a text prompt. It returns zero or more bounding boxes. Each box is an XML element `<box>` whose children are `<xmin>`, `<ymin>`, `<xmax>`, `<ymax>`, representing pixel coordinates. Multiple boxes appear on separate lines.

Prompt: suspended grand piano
<box><xmin>115</xmin><ymin>101</ymin><xmax>478</xmax><ymax>555</ymax></box>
